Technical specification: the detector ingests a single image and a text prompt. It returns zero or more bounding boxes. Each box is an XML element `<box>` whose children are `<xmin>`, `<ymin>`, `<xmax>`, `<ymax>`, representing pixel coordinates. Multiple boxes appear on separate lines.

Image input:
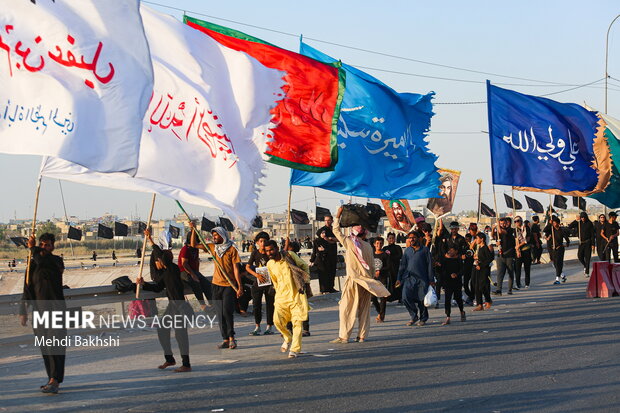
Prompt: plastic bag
<box><xmin>424</xmin><ymin>286</ymin><xmax>437</xmax><ymax>307</ymax></box>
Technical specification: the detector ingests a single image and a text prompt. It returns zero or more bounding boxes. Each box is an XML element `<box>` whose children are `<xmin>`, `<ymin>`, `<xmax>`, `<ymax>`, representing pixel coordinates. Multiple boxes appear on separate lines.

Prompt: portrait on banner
<box><xmin>426</xmin><ymin>168</ymin><xmax>461</xmax><ymax>216</ymax></box>
<box><xmin>381</xmin><ymin>199</ymin><xmax>416</xmax><ymax>233</ymax></box>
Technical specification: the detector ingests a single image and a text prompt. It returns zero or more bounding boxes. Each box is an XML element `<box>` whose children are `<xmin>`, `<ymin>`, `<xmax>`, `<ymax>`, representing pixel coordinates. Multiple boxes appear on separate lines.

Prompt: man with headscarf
<box><xmin>396</xmin><ymin>231</ymin><xmax>434</xmax><ymax>326</ymax></box>
<box><xmin>330</xmin><ymin>206</ymin><xmax>390</xmax><ymax>343</ymax></box>
<box><xmin>264</xmin><ymin>240</ymin><xmax>310</xmax><ymax>358</ymax></box>
<box><xmin>196</xmin><ymin>227</ymin><xmax>243</xmax><ymax>349</ymax></box>
<box><xmin>568</xmin><ymin>212</ymin><xmax>595</xmax><ymax>276</ymax></box>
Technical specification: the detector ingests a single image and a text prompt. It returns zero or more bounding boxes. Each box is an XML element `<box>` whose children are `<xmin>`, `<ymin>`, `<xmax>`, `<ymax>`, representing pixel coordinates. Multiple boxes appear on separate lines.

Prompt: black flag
<box><xmin>137</xmin><ymin>222</ymin><xmax>147</xmax><ymax>235</ymax></box>
<box><xmin>291</xmin><ymin>209</ymin><xmax>310</xmax><ymax>225</ymax></box>
<box><xmin>97</xmin><ymin>224</ymin><xmax>114</xmax><ymax>239</ymax></box>
<box><xmin>10</xmin><ymin>237</ymin><xmax>28</xmax><ymax>247</ymax></box>
<box><xmin>114</xmin><ymin>222</ymin><xmax>128</xmax><ymax>237</ymax></box>
<box><xmin>168</xmin><ymin>225</ymin><xmax>181</xmax><ymax>239</ymax></box>
<box><xmin>480</xmin><ymin>203</ymin><xmax>496</xmax><ymax>217</ymax></box>
<box><xmin>572</xmin><ymin>196</ymin><xmax>586</xmax><ymax>211</ymax></box>
<box><xmin>316</xmin><ymin>206</ymin><xmax>331</xmax><ymax>221</ymax></box>
<box><xmin>251</xmin><ymin>215</ymin><xmax>263</xmax><ymax>229</ymax></box>
<box><xmin>553</xmin><ymin>195</ymin><xmax>568</xmax><ymax>209</ymax></box>
<box><xmin>504</xmin><ymin>193</ymin><xmax>523</xmax><ymax>210</ymax></box>
<box><xmin>366</xmin><ymin>202</ymin><xmax>386</xmax><ymax>217</ymax></box>
<box><xmin>219</xmin><ymin>217</ymin><xmax>235</xmax><ymax>232</ymax></box>
<box><xmin>201</xmin><ymin>217</ymin><xmax>216</xmax><ymax>232</ymax></box>
<box><xmin>525</xmin><ymin>195</ymin><xmax>545</xmax><ymax>213</ymax></box>
<box><xmin>67</xmin><ymin>226</ymin><xmax>82</xmax><ymax>241</ymax></box>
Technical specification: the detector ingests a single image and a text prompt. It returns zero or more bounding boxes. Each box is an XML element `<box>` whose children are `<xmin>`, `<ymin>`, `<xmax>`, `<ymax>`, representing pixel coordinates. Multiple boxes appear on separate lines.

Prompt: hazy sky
<box><xmin>1</xmin><ymin>0</ymin><xmax>619</xmax><ymax>223</ymax></box>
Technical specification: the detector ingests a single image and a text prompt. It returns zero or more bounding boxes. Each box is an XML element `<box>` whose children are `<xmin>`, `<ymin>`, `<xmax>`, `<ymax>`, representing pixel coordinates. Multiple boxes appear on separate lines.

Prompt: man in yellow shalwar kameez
<box><xmin>330</xmin><ymin>206</ymin><xmax>390</xmax><ymax>343</ymax></box>
<box><xmin>265</xmin><ymin>240</ymin><xmax>309</xmax><ymax>358</ymax></box>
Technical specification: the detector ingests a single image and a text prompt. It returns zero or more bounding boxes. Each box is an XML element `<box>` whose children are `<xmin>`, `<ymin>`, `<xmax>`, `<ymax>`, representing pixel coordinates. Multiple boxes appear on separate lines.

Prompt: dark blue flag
<box><xmin>290</xmin><ymin>42</ymin><xmax>439</xmax><ymax>200</ymax></box>
<box><xmin>487</xmin><ymin>82</ymin><xmax>601</xmax><ymax>193</ymax></box>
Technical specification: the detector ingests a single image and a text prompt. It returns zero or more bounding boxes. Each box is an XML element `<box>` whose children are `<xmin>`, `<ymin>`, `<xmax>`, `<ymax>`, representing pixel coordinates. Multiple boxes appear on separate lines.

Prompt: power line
<box><xmin>143</xmin><ymin>0</ymin><xmax>593</xmax><ymax>87</ymax></box>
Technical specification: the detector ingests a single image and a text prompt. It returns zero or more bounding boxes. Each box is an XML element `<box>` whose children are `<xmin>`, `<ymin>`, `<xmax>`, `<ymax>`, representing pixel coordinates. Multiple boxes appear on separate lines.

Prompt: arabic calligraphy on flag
<box><xmin>290</xmin><ymin>42</ymin><xmax>439</xmax><ymax>200</ymax></box>
<box><xmin>487</xmin><ymin>82</ymin><xmax>611</xmax><ymax>196</ymax></box>
<box><xmin>40</xmin><ymin>6</ymin><xmax>285</xmax><ymax>230</ymax></box>
<box><xmin>0</xmin><ymin>0</ymin><xmax>154</xmax><ymax>173</ymax></box>
<box><xmin>183</xmin><ymin>17</ymin><xmax>344</xmax><ymax>173</ymax></box>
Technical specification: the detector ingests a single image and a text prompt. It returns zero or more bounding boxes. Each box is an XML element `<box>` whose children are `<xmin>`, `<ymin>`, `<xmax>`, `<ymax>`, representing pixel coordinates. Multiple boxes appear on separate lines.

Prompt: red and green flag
<box><xmin>184</xmin><ymin>16</ymin><xmax>345</xmax><ymax>172</ymax></box>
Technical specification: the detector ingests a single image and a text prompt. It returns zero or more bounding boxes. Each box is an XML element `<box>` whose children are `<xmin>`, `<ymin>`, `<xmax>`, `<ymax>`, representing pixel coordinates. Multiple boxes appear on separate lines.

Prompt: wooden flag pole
<box><xmin>25</xmin><ymin>174</ymin><xmax>43</xmax><ymax>286</ymax></box>
<box><xmin>511</xmin><ymin>187</ymin><xmax>517</xmax><ymax>222</ymax></box>
<box><xmin>492</xmin><ymin>185</ymin><xmax>502</xmax><ymax>254</ymax></box>
<box><xmin>136</xmin><ymin>193</ymin><xmax>156</xmax><ymax>299</ymax></box>
<box><xmin>476</xmin><ymin>179</ymin><xmax>482</xmax><ymax>223</ymax></box>
<box><xmin>58</xmin><ymin>180</ymin><xmax>75</xmax><ymax>257</ymax></box>
<box><xmin>578</xmin><ymin>196</ymin><xmax>582</xmax><ymax>242</ymax></box>
<box><xmin>548</xmin><ymin>194</ymin><xmax>556</xmax><ymax>254</ymax></box>
<box><xmin>175</xmin><ymin>200</ymin><xmax>238</xmax><ymax>293</ymax></box>
<box><xmin>287</xmin><ymin>186</ymin><xmax>293</xmax><ymax>239</ymax></box>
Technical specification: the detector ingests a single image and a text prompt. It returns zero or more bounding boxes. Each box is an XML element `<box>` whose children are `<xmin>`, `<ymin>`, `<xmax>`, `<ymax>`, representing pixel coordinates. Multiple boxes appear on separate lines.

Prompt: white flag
<box><xmin>0</xmin><ymin>0</ymin><xmax>153</xmax><ymax>173</ymax></box>
<box><xmin>42</xmin><ymin>6</ymin><xmax>285</xmax><ymax>229</ymax></box>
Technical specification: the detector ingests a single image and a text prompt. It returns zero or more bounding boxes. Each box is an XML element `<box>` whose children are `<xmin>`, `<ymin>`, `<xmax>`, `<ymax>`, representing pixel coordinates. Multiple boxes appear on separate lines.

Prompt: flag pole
<box><xmin>25</xmin><ymin>174</ymin><xmax>43</xmax><ymax>286</ymax></box>
<box><xmin>57</xmin><ymin>180</ymin><xmax>75</xmax><ymax>257</ymax></box>
<box><xmin>287</xmin><ymin>186</ymin><xmax>293</xmax><ymax>239</ymax></box>
<box><xmin>175</xmin><ymin>200</ymin><xmax>238</xmax><ymax>293</ymax></box>
<box><xmin>548</xmin><ymin>194</ymin><xmax>556</xmax><ymax>256</ymax></box>
<box><xmin>476</xmin><ymin>179</ymin><xmax>482</xmax><ymax>223</ymax></box>
<box><xmin>511</xmin><ymin>187</ymin><xmax>517</xmax><ymax>221</ymax></box>
<box><xmin>136</xmin><ymin>193</ymin><xmax>156</xmax><ymax>299</ymax></box>
<box><xmin>492</xmin><ymin>184</ymin><xmax>502</xmax><ymax>256</ymax></box>
<box><xmin>578</xmin><ymin>196</ymin><xmax>582</xmax><ymax>243</ymax></box>
<box><xmin>313</xmin><ymin>187</ymin><xmax>318</xmax><ymax>239</ymax></box>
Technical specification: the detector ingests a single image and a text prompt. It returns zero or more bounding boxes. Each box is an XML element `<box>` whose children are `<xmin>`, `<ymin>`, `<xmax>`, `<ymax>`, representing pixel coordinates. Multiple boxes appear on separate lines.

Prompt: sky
<box><xmin>1</xmin><ymin>0</ymin><xmax>619</xmax><ymax>223</ymax></box>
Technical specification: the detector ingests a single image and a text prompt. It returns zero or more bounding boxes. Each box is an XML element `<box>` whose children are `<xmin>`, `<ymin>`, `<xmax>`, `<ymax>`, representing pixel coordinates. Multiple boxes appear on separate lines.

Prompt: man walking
<box><xmin>514</xmin><ymin>217</ymin><xmax>532</xmax><ymax>288</ymax></box>
<box><xmin>245</xmin><ymin>231</ymin><xmax>275</xmax><ymax>336</ymax></box>
<box><xmin>494</xmin><ymin>218</ymin><xmax>516</xmax><ymax>295</ymax></box>
<box><xmin>396</xmin><ymin>231</ymin><xmax>434</xmax><ymax>327</ymax></box>
<box><xmin>569</xmin><ymin>212</ymin><xmax>595</xmax><ymax>275</ymax></box>
<box><xmin>545</xmin><ymin>216</ymin><xmax>570</xmax><ymax>284</ymax></box>
<box><xmin>19</xmin><ymin>233</ymin><xmax>66</xmax><ymax>394</ymax></box>
<box><xmin>330</xmin><ymin>206</ymin><xmax>390</xmax><ymax>344</ymax></box>
<box><xmin>317</xmin><ymin>214</ymin><xmax>339</xmax><ymax>293</ymax></box>
<box><xmin>601</xmin><ymin>211</ymin><xmax>619</xmax><ymax>263</ymax></box>
<box><xmin>265</xmin><ymin>240</ymin><xmax>310</xmax><ymax>358</ymax></box>
<box><xmin>382</xmin><ymin>232</ymin><xmax>403</xmax><ymax>302</ymax></box>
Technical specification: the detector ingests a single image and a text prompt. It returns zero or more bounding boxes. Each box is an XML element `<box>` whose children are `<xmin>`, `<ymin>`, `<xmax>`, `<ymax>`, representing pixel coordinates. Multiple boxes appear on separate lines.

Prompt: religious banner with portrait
<box><xmin>426</xmin><ymin>168</ymin><xmax>461</xmax><ymax>217</ymax></box>
<box><xmin>381</xmin><ymin>199</ymin><xmax>416</xmax><ymax>233</ymax></box>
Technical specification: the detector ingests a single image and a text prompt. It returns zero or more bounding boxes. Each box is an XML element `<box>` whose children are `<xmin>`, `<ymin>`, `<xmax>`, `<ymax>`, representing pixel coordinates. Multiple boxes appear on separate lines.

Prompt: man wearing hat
<box><xmin>569</xmin><ymin>212</ymin><xmax>595</xmax><ymax>276</ymax></box>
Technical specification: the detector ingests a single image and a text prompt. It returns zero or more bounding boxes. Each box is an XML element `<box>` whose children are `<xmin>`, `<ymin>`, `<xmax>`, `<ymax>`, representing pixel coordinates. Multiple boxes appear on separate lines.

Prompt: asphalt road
<box><xmin>1</xmin><ymin>259</ymin><xmax>619</xmax><ymax>413</ymax></box>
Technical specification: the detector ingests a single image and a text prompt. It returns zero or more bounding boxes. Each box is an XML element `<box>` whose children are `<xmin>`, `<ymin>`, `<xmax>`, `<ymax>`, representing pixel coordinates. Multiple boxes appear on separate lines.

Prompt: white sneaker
<box><xmin>288</xmin><ymin>351</ymin><xmax>298</xmax><ymax>358</ymax></box>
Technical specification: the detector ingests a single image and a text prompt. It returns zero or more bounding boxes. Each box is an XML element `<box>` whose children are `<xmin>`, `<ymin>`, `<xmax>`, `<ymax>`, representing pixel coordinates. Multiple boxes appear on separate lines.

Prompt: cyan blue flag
<box><xmin>290</xmin><ymin>42</ymin><xmax>439</xmax><ymax>200</ymax></box>
<box><xmin>487</xmin><ymin>82</ymin><xmax>601</xmax><ymax>192</ymax></box>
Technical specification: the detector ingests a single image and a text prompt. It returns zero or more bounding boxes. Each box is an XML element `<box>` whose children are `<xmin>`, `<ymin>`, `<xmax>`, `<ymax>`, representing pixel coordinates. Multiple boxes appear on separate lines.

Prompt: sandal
<box><xmin>229</xmin><ymin>339</ymin><xmax>237</xmax><ymax>349</ymax></box>
<box><xmin>441</xmin><ymin>317</ymin><xmax>451</xmax><ymax>326</ymax></box>
<box><xmin>406</xmin><ymin>320</ymin><xmax>415</xmax><ymax>326</ymax></box>
<box><xmin>281</xmin><ymin>341</ymin><xmax>289</xmax><ymax>353</ymax></box>
<box><xmin>174</xmin><ymin>366</ymin><xmax>192</xmax><ymax>373</ymax></box>
<box><xmin>41</xmin><ymin>383</ymin><xmax>59</xmax><ymax>394</ymax></box>
<box><xmin>217</xmin><ymin>340</ymin><xmax>230</xmax><ymax>349</ymax></box>
<box><xmin>158</xmin><ymin>361</ymin><xmax>176</xmax><ymax>369</ymax></box>
<box><xmin>329</xmin><ymin>337</ymin><xmax>348</xmax><ymax>344</ymax></box>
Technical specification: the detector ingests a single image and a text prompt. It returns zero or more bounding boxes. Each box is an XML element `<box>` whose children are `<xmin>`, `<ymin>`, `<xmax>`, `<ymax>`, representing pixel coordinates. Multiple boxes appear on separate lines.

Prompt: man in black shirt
<box><xmin>544</xmin><ymin>216</ymin><xmax>570</xmax><ymax>284</ymax></box>
<box><xmin>530</xmin><ymin>216</ymin><xmax>543</xmax><ymax>264</ymax></box>
<box><xmin>601</xmin><ymin>211</ymin><xmax>619</xmax><ymax>263</ymax></box>
<box><xmin>317</xmin><ymin>214</ymin><xmax>338</xmax><ymax>293</ymax></box>
<box><xmin>569</xmin><ymin>212</ymin><xmax>595</xmax><ymax>275</ymax></box>
<box><xmin>245</xmin><ymin>231</ymin><xmax>275</xmax><ymax>336</ymax></box>
<box><xmin>20</xmin><ymin>233</ymin><xmax>66</xmax><ymax>394</ymax></box>
<box><xmin>382</xmin><ymin>232</ymin><xmax>403</xmax><ymax>302</ymax></box>
<box><xmin>494</xmin><ymin>218</ymin><xmax>516</xmax><ymax>295</ymax></box>
<box><xmin>138</xmin><ymin>228</ymin><xmax>192</xmax><ymax>373</ymax></box>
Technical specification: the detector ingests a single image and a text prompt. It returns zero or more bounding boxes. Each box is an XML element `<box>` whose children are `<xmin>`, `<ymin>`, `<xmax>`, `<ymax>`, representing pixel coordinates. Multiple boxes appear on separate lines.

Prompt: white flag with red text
<box><xmin>0</xmin><ymin>0</ymin><xmax>153</xmax><ymax>173</ymax></box>
<box><xmin>41</xmin><ymin>6</ymin><xmax>285</xmax><ymax>229</ymax></box>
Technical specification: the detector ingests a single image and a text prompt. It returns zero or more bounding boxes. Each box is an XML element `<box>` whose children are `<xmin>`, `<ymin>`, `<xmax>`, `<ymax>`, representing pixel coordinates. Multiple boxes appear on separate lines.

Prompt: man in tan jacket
<box><xmin>330</xmin><ymin>206</ymin><xmax>390</xmax><ymax>343</ymax></box>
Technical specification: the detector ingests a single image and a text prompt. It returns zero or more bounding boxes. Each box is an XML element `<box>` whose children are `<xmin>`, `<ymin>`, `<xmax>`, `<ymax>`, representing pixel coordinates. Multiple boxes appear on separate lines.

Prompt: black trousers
<box><xmin>181</xmin><ymin>271</ymin><xmax>213</xmax><ymax>306</ymax></box>
<box><xmin>578</xmin><ymin>244</ymin><xmax>593</xmax><ymax>274</ymax></box>
<box><xmin>532</xmin><ymin>244</ymin><xmax>543</xmax><ymax>262</ymax></box>
<box><xmin>213</xmin><ymin>284</ymin><xmax>236</xmax><ymax>339</ymax></box>
<box><xmin>551</xmin><ymin>247</ymin><xmax>565</xmax><ymax>277</ymax></box>
<box><xmin>33</xmin><ymin>325</ymin><xmax>66</xmax><ymax>383</ymax></box>
<box><xmin>318</xmin><ymin>265</ymin><xmax>336</xmax><ymax>292</ymax></box>
<box><xmin>251</xmin><ymin>284</ymin><xmax>274</xmax><ymax>325</ymax></box>
<box><xmin>462</xmin><ymin>260</ymin><xmax>474</xmax><ymax>301</ymax></box>
<box><xmin>473</xmin><ymin>268</ymin><xmax>491</xmax><ymax>305</ymax></box>
<box><xmin>515</xmin><ymin>249</ymin><xmax>532</xmax><ymax>287</ymax></box>
<box><xmin>443</xmin><ymin>282</ymin><xmax>464</xmax><ymax>317</ymax></box>
<box><xmin>604</xmin><ymin>241</ymin><xmax>619</xmax><ymax>263</ymax></box>
<box><xmin>158</xmin><ymin>302</ymin><xmax>191</xmax><ymax>367</ymax></box>
<box><xmin>371</xmin><ymin>276</ymin><xmax>387</xmax><ymax>319</ymax></box>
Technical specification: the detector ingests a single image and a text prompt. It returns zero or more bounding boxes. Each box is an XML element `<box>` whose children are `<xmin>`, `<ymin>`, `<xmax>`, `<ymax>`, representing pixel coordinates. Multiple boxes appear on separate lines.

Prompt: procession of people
<box><xmin>18</xmin><ymin>204</ymin><xmax>619</xmax><ymax>394</ymax></box>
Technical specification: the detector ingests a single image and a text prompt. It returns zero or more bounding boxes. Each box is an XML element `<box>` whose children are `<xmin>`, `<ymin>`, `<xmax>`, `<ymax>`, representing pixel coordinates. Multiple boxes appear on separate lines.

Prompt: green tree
<box><xmin>38</xmin><ymin>221</ymin><xmax>61</xmax><ymax>238</ymax></box>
